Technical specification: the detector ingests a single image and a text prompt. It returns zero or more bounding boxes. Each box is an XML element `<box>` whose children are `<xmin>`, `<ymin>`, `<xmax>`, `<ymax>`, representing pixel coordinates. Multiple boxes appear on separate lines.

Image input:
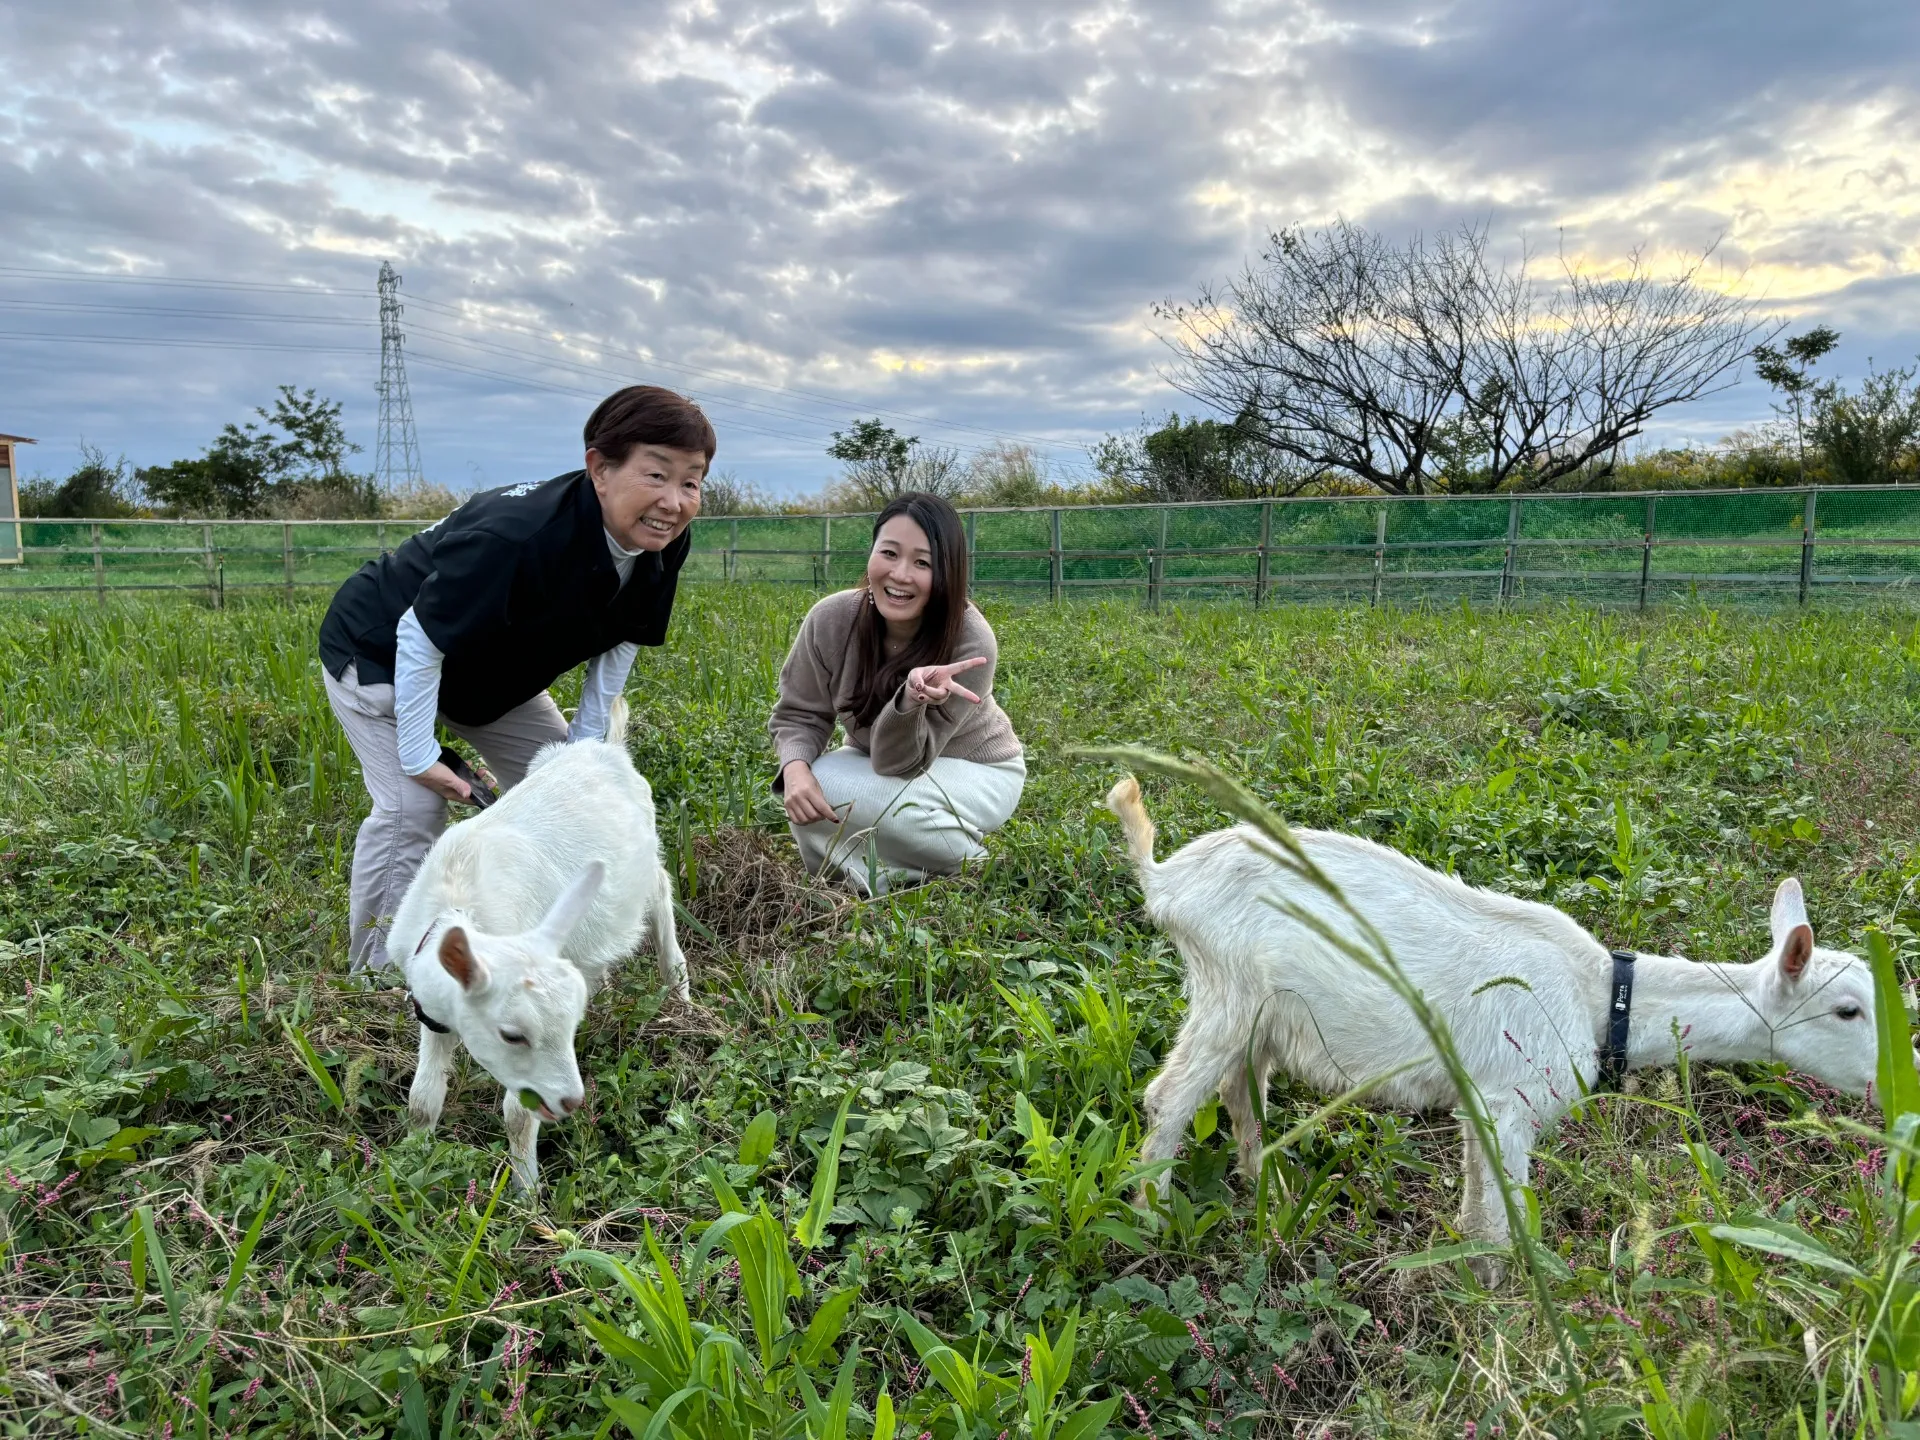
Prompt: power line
<box><xmin>403</xmin><ymin>350</ymin><xmax>834</xmax><ymax>447</ymax></box>
<box><xmin>0</xmin><ymin>298</ymin><xmax>372</xmax><ymax>326</ymax></box>
<box><xmin>0</xmin><ymin>265</ymin><xmax>373</xmax><ymax>297</ymax></box>
<box><xmin>0</xmin><ymin>330</ymin><xmax>373</xmax><ymax>354</ymax></box>
<box><xmin>402</xmin><ymin>304</ymin><xmax>1093</xmax><ymax>470</ymax></box>
<box><xmin>5</xmin><ymin>264</ymin><xmax>1090</xmax><ymax>453</ymax></box>
<box><xmin>0</xmin><ymin>261</ymin><xmax>1099</xmax><ymax>466</ymax></box>
<box><xmin>400</xmin><ymin>288</ymin><xmax>1084</xmax><ymax>455</ymax></box>
<box><xmin>0</xmin><ymin>320</ymin><xmax>828</xmax><ymax>446</ymax></box>
<box><xmin>405</xmin><ymin>319</ymin><xmax>887</xmax><ymax>437</ymax></box>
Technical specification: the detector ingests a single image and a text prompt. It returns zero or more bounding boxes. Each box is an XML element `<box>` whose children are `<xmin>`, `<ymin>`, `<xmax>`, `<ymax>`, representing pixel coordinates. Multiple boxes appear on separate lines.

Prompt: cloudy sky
<box><xmin>2</xmin><ymin>0</ymin><xmax>1915</xmax><ymax>496</ymax></box>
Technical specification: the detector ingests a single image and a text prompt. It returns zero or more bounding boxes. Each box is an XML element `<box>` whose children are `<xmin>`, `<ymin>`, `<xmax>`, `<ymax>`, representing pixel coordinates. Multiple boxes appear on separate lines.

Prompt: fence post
<box><xmin>1800</xmin><ymin>489</ymin><xmax>1818</xmax><ymax>605</ymax></box>
<box><xmin>91</xmin><ymin>523</ymin><xmax>106</xmax><ymax>603</ymax></box>
<box><xmin>1499</xmin><ymin>498</ymin><xmax>1521</xmax><ymax>605</ymax></box>
<box><xmin>818</xmin><ymin>517</ymin><xmax>830</xmax><ymax>588</ymax></box>
<box><xmin>1049</xmin><ymin>508</ymin><xmax>1063</xmax><ymax>603</ymax></box>
<box><xmin>1371</xmin><ymin>508</ymin><xmax>1387</xmax><ymax>608</ymax></box>
<box><xmin>1640</xmin><ymin>496</ymin><xmax>1656</xmax><ymax>611</ymax></box>
<box><xmin>1255</xmin><ymin>500</ymin><xmax>1272</xmax><ymax>608</ymax></box>
<box><xmin>283</xmin><ymin>521</ymin><xmax>295</xmax><ymax>597</ymax></box>
<box><xmin>727</xmin><ymin>518</ymin><xmax>739</xmax><ymax>582</ymax></box>
<box><xmin>1149</xmin><ymin>506</ymin><xmax>1168</xmax><ymax>611</ymax></box>
<box><xmin>966</xmin><ymin>510</ymin><xmax>977</xmax><ymax>588</ymax></box>
<box><xmin>203</xmin><ymin>523</ymin><xmax>220</xmax><ymax>609</ymax></box>
<box><xmin>377</xmin><ymin>522</ymin><xmax>387</xmax><ymax>555</ymax></box>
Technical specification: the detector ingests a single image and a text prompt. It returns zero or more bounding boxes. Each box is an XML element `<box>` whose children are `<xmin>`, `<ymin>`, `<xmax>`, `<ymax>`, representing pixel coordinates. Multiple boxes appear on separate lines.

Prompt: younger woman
<box><xmin>769</xmin><ymin>491</ymin><xmax>1024</xmax><ymax>894</ymax></box>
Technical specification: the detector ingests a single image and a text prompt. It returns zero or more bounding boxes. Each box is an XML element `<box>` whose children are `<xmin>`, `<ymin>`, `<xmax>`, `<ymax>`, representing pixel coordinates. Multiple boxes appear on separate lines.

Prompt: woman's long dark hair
<box><xmin>849</xmin><ymin>492</ymin><xmax>970</xmax><ymax>726</ymax></box>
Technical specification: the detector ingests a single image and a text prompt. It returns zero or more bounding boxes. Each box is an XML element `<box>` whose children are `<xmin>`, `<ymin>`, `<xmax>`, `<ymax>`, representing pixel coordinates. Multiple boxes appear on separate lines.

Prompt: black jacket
<box><xmin>319</xmin><ymin>471</ymin><xmax>689</xmax><ymax>725</ymax></box>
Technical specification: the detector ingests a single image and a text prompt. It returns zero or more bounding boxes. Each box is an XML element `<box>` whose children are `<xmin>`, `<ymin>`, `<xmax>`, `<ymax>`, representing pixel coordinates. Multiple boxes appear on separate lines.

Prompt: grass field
<box><xmin>4</xmin><ymin>587</ymin><xmax>1920</xmax><ymax>1438</ymax></box>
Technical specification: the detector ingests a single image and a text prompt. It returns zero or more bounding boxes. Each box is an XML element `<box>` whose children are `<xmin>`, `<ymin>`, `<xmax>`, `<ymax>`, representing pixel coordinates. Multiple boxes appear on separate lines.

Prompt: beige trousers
<box><xmin>323</xmin><ymin>662</ymin><xmax>569</xmax><ymax>971</ymax></box>
<box><xmin>791</xmin><ymin>747</ymin><xmax>1027</xmax><ymax>896</ymax></box>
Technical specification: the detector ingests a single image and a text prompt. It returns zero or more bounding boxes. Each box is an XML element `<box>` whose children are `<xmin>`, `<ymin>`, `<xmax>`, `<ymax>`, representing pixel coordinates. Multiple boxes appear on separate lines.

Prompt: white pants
<box><xmin>792</xmin><ymin>748</ymin><xmax>1026</xmax><ymax>895</ymax></box>
<box><xmin>324</xmin><ymin>662</ymin><xmax>569</xmax><ymax>971</ymax></box>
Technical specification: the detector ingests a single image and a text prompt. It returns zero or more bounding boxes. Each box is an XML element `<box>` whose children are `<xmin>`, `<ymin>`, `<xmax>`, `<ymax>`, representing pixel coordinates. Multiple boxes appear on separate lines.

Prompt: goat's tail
<box><xmin>605</xmin><ymin>696</ymin><xmax>631</xmax><ymax>750</ymax></box>
<box><xmin>1104</xmin><ymin>773</ymin><xmax>1158</xmax><ymax>878</ymax></box>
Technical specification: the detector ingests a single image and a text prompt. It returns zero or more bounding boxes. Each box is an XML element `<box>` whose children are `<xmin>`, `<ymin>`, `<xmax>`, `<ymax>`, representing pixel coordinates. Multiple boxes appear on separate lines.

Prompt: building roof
<box><xmin>0</xmin><ymin>434</ymin><xmax>37</xmax><ymax>444</ymax></box>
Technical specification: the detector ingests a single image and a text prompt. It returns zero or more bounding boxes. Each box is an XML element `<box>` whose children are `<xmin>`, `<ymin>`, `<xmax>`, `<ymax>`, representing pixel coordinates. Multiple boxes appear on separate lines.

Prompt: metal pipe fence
<box><xmin>6</xmin><ymin>485</ymin><xmax>1920</xmax><ymax>609</ymax></box>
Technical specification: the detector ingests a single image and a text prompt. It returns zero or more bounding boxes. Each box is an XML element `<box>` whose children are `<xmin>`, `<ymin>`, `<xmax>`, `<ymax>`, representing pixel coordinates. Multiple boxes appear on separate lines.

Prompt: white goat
<box><xmin>1104</xmin><ymin>775</ymin><xmax>1878</xmax><ymax>1253</ymax></box>
<box><xmin>392</xmin><ymin>698</ymin><xmax>687</xmax><ymax>1192</ymax></box>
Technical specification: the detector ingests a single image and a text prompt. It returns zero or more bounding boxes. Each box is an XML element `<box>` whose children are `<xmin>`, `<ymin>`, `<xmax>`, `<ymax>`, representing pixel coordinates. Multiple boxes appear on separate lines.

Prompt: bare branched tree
<box><xmin>1157</xmin><ymin>221</ymin><xmax>1777</xmax><ymax>494</ymax></box>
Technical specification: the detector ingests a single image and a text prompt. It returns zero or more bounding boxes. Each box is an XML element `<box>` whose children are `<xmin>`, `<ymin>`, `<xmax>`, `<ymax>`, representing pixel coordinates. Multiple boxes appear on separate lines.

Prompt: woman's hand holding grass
<box><xmin>905</xmin><ymin>655</ymin><xmax>987</xmax><ymax>707</ymax></box>
<box><xmin>782</xmin><ymin>760</ymin><xmax>838</xmax><ymax>825</ymax></box>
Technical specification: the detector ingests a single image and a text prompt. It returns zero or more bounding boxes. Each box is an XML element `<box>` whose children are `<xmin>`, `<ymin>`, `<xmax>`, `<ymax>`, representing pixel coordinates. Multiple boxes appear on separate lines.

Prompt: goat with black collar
<box><xmin>393</xmin><ymin>698</ymin><xmax>687</xmax><ymax>1194</ymax></box>
<box><xmin>1104</xmin><ymin>775</ymin><xmax>1879</xmax><ymax>1268</ymax></box>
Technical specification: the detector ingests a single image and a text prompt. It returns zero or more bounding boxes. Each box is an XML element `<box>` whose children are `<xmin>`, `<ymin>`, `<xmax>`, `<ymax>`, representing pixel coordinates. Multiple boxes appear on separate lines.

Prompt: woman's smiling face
<box><xmin>866</xmin><ymin>514</ymin><xmax>934</xmax><ymax>630</ymax></box>
<box><xmin>589</xmin><ymin>444</ymin><xmax>706</xmax><ymax>551</ymax></box>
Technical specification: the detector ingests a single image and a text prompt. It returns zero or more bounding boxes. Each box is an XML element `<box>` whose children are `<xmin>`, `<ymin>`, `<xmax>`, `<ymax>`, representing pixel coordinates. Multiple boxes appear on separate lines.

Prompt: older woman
<box><xmin>319</xmin><ymin>385</ymin><xmax>710</xmax><ymax>970</ymax></box>
<box><xmin>769</xmin><ymin>491</ymin><xmax>1025</xmax><ymax>894</ymax></box>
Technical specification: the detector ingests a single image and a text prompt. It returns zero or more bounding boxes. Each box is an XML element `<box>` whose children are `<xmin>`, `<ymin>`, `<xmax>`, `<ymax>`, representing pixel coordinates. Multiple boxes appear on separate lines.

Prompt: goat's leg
<box><xmin>1458</xmin><ymin>1124</ymin><xmax>1504</xmax><ymax>1235</ymax></box>
<box><xmin>1493</xmin><ymin>1103</ymin><xmax>1538</xmax><ymax>1201</ymax></box>
<box><xmin>1219</xmin><ymin>1051</ymin><xmax>1272</xmax><ymax>1183</ymax></box>
<box><xmin>649</xmin><ymin>863</ymin><xmax>691</xmax><ymax>1004</ymax></box>
<box><xmin>406</xmin><ymin>1027</ymin><xmax>459</xmax><ymax>1131</ymax></box>
<box><xmin>1457</xmin><ymin>1121</ymin><xmax>1508</xmax><ymax>1287</ymax></box>
<box><xmin>502</xmin><ymin>1090</ymin><xmax>541</xmax><ymax>1195</ymax></box>
<box><xmin>1140</xmin><ymin>1019</ymin><xmax>1239</xmax><ymax>1203</ymax></box>
<box><xmin>1460</xmin><ymin>1102</ymin><xmax>1540</xmax><ymax>1287</ymax></box>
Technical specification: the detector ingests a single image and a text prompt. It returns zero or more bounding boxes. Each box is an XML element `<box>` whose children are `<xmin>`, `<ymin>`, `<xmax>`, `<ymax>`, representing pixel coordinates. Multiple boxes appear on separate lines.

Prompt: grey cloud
<box><xmin>1</xmin><ymin>0</ymin><xmax>1915</xmax><ymax>490</ymax></box>
<box><xmin>1303</xmin><ymin>0</ymin><xmax>1920</xmax><ymax>192</ymax></box>
<box><xmin>759</xmin><ymin>2</ymin><xmax>946</xmax><ymax>87</ymax></box>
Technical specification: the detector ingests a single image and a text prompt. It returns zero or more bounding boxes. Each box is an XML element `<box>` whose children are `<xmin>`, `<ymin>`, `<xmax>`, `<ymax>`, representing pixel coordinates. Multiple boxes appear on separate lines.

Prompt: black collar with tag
<box><xmin>410</xmin><ymin>991</ymin><xmax>452</xmax><ymax>1034</ymax></box>
<box><xmin>1597</xmin><ymin>949</ymin><xmax>1637</xmax><ymax>1091</ymax></box>
<box><xmin>407</xmin><ymin>921</ymin><xmax>454</xmax><ymax>1035</ymax></box>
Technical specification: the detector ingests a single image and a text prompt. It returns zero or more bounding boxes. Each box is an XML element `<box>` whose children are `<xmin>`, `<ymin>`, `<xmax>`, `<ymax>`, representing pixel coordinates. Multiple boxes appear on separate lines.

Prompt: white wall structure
<box><xmin>0</xmin><ymin>434</ymin><xmax>32</xmax><ymax>564</ymax></box>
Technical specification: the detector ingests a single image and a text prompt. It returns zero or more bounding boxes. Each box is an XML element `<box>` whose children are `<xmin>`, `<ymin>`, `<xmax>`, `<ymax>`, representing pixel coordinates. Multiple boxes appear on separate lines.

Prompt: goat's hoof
<box><xmin>1467</xmin><ymin>1253</ymin><xmax>1508</xmax><ymax>1289</ymax></box>
<box><xmin>407</xmin><ymin>1107</ymin><xmax>440</xmax><ymax>1132</ymax></box>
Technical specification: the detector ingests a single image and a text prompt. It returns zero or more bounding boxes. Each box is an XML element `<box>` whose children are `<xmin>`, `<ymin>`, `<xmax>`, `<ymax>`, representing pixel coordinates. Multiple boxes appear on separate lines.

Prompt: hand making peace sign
<box><xmin>904</xmin><ymin>654</ymin><xmax>988</xmax><ymax>707</ymax></box>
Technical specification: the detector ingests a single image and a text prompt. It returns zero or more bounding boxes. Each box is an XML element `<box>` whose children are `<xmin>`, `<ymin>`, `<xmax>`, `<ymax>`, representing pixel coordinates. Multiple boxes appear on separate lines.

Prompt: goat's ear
<box><xmin>1778</xmin><ymin>925</ymin><xmax>1814</xmax><ymax>982</ymax></box>
<box><xmin>1770</xmin><ymin>878</ymin><xmax>1814</xmax><ymax>982</ymax></box>
<box><xmin>532</xmin><ymin>861</ymin><xmax>605</xmax><ymax>950</ymax></box>
<box><xmin>438</xmin><ymin>926</ymin><xmax>488</xmax><ymax>991</ymax></box>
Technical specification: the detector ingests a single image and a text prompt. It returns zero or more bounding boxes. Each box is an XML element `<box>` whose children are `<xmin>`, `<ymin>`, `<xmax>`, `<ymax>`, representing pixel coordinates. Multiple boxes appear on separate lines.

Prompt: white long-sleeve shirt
<box><xmin>568</xmin><ymin>641</ymin><xmax>638</xmax><ymax>744</ymax></box>
<box><xmin>392</xmin><ymin>530</ymin><xmax>644</xmax><ymax>775</ymax></box>
<box><xmin>393</xmin><ymin>606</ymin><xmax>449</xmax><ymax>776</ymax></box>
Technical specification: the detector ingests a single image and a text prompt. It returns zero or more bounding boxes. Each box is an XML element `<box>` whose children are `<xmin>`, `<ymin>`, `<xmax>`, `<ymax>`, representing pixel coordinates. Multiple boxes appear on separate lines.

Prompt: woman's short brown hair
<box><xmin>584</xmin><ymin>386</ymin><xmax>717</xmax><ymax>464</ymax></box>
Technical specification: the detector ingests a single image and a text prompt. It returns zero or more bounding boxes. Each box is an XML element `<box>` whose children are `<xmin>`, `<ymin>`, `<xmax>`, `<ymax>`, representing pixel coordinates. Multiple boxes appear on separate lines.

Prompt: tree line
<box><xmin>18</xmin><ymin>387</ymin><xmax>455</xmax><ymax>521</ymax></box>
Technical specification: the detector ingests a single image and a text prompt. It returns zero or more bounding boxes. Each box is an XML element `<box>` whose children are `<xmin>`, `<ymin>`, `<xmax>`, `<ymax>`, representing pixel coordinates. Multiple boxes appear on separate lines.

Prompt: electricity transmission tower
<box><xmin>375</xmin><ymin>261</ymin><xmax>425</xmax><ymax>491</ymax></box>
